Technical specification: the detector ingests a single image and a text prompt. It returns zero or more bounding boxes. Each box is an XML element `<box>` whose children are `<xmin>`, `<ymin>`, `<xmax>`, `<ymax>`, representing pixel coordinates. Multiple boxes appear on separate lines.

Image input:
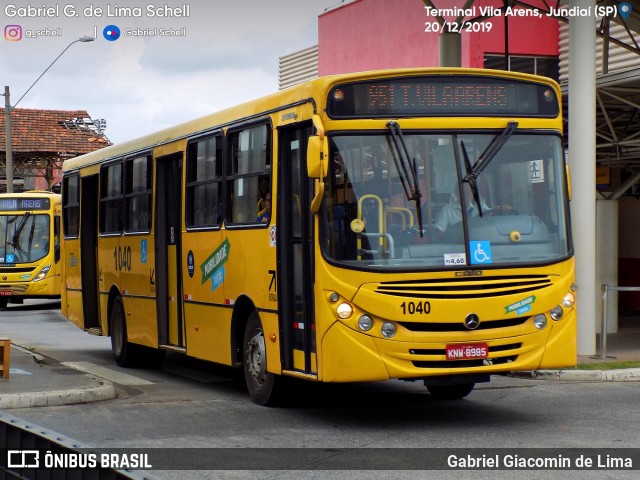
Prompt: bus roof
<box><xmin>62</xmin><ymin>67</ymin><xmax>560</xmax><ymax>173</ymax></box>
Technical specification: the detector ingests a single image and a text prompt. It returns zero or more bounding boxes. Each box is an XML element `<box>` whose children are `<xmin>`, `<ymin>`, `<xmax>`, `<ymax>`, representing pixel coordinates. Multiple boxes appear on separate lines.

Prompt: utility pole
<box><xmin>2</xmin><ymin>35</ymin><xmax>94</xmax><ymax>193</ymax></box>
<box><xmin>3</xmin><ymin>86</ymin><xmax>14</xmax><ymax>193</ymax></box>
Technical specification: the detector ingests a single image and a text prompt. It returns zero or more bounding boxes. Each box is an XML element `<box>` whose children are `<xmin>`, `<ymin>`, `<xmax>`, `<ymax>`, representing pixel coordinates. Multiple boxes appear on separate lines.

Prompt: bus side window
<box><xmin>226</xmin><ymin>124</ymin><xmax>271</xmax><ymax>225</ymax></box>
<box><xmin>54</xmin><ymin>216</ymin><xmax>61</xmax><ymax>263</ymax></box>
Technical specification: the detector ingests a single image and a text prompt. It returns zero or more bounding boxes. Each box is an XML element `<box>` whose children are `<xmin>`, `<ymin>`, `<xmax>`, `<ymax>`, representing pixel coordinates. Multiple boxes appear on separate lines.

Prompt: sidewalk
<box><xmin>1</xmin><ymin>322</ymin><xmax>639</xmax><ymax>410</ymax></box>
<box><xmin>0</xmin><ymin>343</ymin><xmax>116</xmax><ymax>409</ymax></box>
<box><xmin>520</xmin><ymin>314</ymin><xmax>640</xmax><ymax>382</ymax></box>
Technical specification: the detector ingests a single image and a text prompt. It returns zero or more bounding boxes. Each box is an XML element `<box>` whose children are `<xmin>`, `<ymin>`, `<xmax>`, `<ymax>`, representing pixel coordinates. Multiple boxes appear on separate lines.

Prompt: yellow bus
<box><xmin>0</xmin><ymin>191</ymin><xmax>62</xmax><ymax>309</ymax></box>
<box><xmin>61</xmin><ymin>68</ymin><xmax>575</xmax><ymax>404</ymax></box>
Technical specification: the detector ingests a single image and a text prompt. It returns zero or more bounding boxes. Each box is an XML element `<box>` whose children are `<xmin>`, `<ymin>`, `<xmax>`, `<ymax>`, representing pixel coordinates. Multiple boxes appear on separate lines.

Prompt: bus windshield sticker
<box><xmin>530</xmin><ymin>159</ymin><xmax>545</xmax><ymax>183</ymax></box>
<box><xmin>444</xmin><ymin>253</ymin><xmax>466</xmax><ymax>266</ymax></box>
<box><xmin>469</xmin><ymin>241</ymin><xmax>492</xmax><ymax>265</ymax></box>
<box><xmin>200</xmin><ymin>238</ymin><xmax>231</xmax><ymax>292</ymax></box>
<box><xmin>505</xmin><ymin>295</ymin><xmax>536</xmax><ymax>316</ymax></box>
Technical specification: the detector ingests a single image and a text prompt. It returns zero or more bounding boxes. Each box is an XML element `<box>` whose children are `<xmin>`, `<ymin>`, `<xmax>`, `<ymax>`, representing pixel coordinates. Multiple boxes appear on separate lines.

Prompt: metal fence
<box><xmin>599</xmin><ymin>284</ymin><xmax>640</xmax><ymax>360</ymax></box>
<box><xmin>0</xmin><ymin>410</ymin><xmax>159</xmax><ymax>480</ymax></box>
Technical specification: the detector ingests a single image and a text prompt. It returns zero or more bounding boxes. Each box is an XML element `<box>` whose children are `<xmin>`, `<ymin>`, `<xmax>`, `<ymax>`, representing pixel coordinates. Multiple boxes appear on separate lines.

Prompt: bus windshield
<box><xmin>0</xmin><ymin>214</ymin><xmax>51</xmax><ymax>264</ymax></box>
<box><xmin>321</xmin><ymin>131</ymin><xmax>570</xmax><ymax>270</ymax></box>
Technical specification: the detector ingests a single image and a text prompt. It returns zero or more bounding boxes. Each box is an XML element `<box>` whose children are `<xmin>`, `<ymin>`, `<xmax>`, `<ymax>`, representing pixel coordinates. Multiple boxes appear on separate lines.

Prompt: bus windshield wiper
<box><xmin>461</xmin><ymin>121</ymin><xmax>519</xmax><ymax>217</ymax></box>
<box><xmin>460</xmin><ymin>140</ymin><xmax>484</xmax><ymax>217</ymax></box>
<box><xmin>387</xmin><ymin>121</ymin><xmax>424</xmax><ymax>237</ymax></box>
<box><xmin>471</xmin><ymin>121</ymin><xmax>519</xmax><ymax>177</ymax></box>
<box><xmin>11</xmin><ymin>212</ymin><xmax>31</xmax><ymax>250</ymax></box>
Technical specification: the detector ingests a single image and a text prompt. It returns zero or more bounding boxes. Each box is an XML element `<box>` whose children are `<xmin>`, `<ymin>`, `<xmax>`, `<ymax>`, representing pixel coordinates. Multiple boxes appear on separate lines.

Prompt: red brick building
<box><xmin>0</xmin><ymin>108</ymin><xmax>110</xmax><ymax>192</ymax></box>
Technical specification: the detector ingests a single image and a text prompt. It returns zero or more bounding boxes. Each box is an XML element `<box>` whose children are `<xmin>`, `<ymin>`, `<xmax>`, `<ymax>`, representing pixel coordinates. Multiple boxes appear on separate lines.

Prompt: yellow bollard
<box><xmin>0</xmin><ymin>338</ymin><xmax>10</xmax><ymax>379</ymax></box>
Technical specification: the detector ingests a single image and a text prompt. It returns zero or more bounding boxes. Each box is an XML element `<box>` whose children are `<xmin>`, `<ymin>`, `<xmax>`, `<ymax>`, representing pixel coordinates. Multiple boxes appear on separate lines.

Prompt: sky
<box><xmin>0</xmin><ymin>1</ymin><xmax>342</xmax><ymax>143</ymax></box>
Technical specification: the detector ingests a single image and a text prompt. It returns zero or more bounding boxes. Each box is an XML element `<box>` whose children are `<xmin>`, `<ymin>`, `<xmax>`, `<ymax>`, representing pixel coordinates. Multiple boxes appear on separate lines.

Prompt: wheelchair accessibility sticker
<box><xmin>469</xmin><ymin>241</ymin><xmax>492</xmax><ymax>265</ymax></box>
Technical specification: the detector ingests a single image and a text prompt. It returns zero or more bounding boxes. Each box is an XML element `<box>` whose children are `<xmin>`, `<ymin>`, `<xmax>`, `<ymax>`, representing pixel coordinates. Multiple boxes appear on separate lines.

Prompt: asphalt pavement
<box><xmin>1</xmin><ymin>315</ymin><xmax>639</xmax><ymax>410</ymax></box>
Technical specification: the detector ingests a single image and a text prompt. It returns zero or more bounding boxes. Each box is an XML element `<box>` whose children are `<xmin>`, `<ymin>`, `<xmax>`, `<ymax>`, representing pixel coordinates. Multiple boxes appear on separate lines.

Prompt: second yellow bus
<box><xmin>0</xmin><ymin>191</ymin><xmax>62</xmax><ymax>308</ymax></box>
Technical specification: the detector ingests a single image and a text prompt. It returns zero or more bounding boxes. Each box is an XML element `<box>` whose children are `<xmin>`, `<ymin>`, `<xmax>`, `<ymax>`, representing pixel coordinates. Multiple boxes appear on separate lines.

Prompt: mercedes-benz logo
<box><xmin>464</xmin><ymin>313</ymin><xmax>480</xmax><ymax>330</ymax></box>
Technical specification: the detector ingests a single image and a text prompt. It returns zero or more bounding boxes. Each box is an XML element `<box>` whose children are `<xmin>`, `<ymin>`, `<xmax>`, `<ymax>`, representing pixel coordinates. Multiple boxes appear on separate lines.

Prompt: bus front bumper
<box><xmin>319</xmin><ymin>311</ymin><xmax>576</xmax><ymax>383</ymax></box>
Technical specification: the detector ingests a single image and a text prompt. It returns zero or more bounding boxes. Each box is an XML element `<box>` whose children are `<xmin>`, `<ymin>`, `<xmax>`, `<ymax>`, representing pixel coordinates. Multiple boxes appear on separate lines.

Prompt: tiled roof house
<box><xmin>0</xmin><ymin>108</ymin><xmax>111</xmax><ymax>191</ymax></box>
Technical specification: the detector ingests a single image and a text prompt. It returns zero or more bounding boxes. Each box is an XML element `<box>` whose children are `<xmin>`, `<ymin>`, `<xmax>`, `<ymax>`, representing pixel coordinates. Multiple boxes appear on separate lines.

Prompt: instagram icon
<box><xmin>4</xmin><ymin>25</ymin><xmax>22</xmax><ymax>41</ymax></box>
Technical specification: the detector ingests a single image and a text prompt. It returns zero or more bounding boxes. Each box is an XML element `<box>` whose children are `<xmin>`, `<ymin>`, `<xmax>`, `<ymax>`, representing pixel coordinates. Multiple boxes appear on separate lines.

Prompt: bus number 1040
<box><xmin>114</xmin><ymin>246</ymin><xmax>132</xmax><ymax>272</ymax></box>
<box><xmin>400</xmin><ymin>301</ymin><xmax>431</xmax><ymax>315</ymax></box>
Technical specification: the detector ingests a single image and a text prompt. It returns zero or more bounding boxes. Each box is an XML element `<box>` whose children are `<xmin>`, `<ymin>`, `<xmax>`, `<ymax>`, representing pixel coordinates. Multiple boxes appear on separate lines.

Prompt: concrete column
<box><xmin>568</xmin><ymin>0</ymin><xmax>597</xmax><ymax>355</ymax></box>
<box><xmin>439</xmin><ymin>32</ymin><xmax>461</xmax><ymax>67</ymax></box>
<box><xmin>596</xmin><ymin>198</ymin><xmax>618</xmax><ymax>333</ymax></box>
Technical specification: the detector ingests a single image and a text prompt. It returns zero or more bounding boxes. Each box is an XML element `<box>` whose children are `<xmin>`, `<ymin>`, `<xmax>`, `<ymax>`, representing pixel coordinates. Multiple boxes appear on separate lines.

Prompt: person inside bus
<box><xmin>434</xmin><ymin>183</ymin><xmax>514</xmax><ymax>241</ymax></box>
<box><xmin>257</xmin><ymin>190</ymin><xmax>271</xmax><ymax>223</ymax></box>
<box><xmin>30</xmin><ymin>223</ymin><xmax>50</xmax><ymax>261</ymax></box>
<box><xmin>434</xmin><ymin>184</ymin><xmax>489</xmax><ymax>241</ymax></box>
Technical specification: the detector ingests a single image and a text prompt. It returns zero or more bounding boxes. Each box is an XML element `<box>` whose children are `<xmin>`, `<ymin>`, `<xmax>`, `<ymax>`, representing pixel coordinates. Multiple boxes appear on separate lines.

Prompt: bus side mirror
<box><xmin>307</xmin><ymin>135</ymin><xmax>328</xmax><ymax>179</ymax></box>
<box><xmin>307</xmin><ymin>136</ymin><xmax>328</xmax><ymax>214</ymax></box>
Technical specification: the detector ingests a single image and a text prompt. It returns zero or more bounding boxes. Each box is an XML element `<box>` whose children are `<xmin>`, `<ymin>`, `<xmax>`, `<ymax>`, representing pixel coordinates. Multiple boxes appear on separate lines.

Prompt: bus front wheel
<box><xmin>426</xmin><ymin>383</ymin><xmax>475</xmax><ymax>400</ymax></box>
<box><xmin>0</xmin><ymin>297</ymin><xmax>8</xmax><ymax>309</ymax></box>
<box><xmin>243</xmin><ymin>311</ymin><xmax>281</xmax><ymax>406</ymax></box>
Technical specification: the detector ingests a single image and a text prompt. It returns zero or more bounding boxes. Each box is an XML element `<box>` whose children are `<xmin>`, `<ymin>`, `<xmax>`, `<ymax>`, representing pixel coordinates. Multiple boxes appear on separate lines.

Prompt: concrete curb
<box><xmin>1</xmin><ymin>343</ymin><xmax>118</xmax><ymax>410</ymax></box>
<box><xmin>0</xmin><ymin>377</ymin><xmax>116</xmax><ymax>409</ymax></box>
<box><xmin>512</xmin><ymin>368</ymin><xmax>640</xmax><ymax>382</ymax></box>
<box><xmin>10</xmin><ymin>343</ymin><xmax>46</xmax><ymax>363</ymax></box>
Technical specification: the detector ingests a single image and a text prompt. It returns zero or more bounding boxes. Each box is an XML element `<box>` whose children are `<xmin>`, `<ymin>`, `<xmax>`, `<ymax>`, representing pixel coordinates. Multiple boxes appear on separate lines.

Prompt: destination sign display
<box><xmin>0</xmin><ymin>197</ymin><xmax>51</xmax><ymax>211</ymax></box>
<box><xmin>327</xmin><ymin>76</ymin><xmax>559</xmax><ymax>118</ymax></box>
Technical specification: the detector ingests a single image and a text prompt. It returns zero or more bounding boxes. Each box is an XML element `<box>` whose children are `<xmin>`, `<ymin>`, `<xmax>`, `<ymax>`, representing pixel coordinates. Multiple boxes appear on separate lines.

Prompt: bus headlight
<box><xmin>562</xmin><ymin>292</ymin><xmax>576</xmax><ymax>308</ymax></box>
<box><xmin>358</xmin><ymin>315</ymin><xmax>373</xmax><ymax>332</ymax></box>
<box><xmin>534</xmin><ymin>314</ymin><xmax>547</xmax><ymax>330</ymax></box>
<box><xmin>550</xmin><ymin>305</ymin><xmax>564</xmax><ymax>321</ymax></box>
<box><xmin>33</xmin><ymin>264</ymin><xmax>51</xmax><ymax>282</ymax></box>
<box><xmin>336</xmin><ymin>302</ymin><xmax>353</xmax><ymax>319</ymax></box>
<box><xmin>381</xmin><ymin>322</ymin><xmax>397</xmax><ymax>338</ymax></box>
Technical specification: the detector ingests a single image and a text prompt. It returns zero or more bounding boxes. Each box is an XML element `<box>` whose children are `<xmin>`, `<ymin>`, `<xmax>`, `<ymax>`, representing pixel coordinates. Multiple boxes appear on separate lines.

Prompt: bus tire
<box><xmin>110</xmin><ymin>296</ymin><xmax>165</xmax><ymax>368</ymax></box>
<box><xmin>243</xmin><ymin>311</ymin><xmax>281</xmax><ymax>406</ymax></box>
<box><xmin>110</xmin><ymin>296</ymin><xmax>138</xmax><ymax>367</ymax></box>
<box><xmin>0</xmin><ymin>297</ymin><xmax>8</xmax><ymax>309</ymax></box>
<box><xmin>426</xmin><ymin>383</ymin><xmax>475</xmax><ymax>400</ymax></box>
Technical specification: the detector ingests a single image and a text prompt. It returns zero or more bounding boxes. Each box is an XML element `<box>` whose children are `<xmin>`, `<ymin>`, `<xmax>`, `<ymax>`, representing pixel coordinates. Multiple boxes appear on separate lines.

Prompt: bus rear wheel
<box><xmin>110</xmin><ymin>296</ymin><xmax>136</xmax><ymax>367</ymax></box>
<box><xmin>110</xmin><ymin>296</ymin><xmax>164</xmax><ymax>368</ymax></box>
<box><xmin>243</xmin><ymin>311</ymin><xmax>281</xmax><ymax>406</ymax></box>
<box><xmin>426</xmin><ymin>383</ymin><xmax>475</xmax><ymax>400</ymax></box>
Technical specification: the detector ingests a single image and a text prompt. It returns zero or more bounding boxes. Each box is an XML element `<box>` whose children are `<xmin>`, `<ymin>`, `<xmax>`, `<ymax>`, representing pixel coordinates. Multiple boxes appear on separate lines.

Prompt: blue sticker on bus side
<box><xmin>187</xmin><ymin>251</ymin><xmax>195</xmax><ymax>278</ymax></box>
<box><xmin>211</xmin><ymin>266</ymin><xmax>225</xmax><ymax>291</ymax></box>
<box><xmin>469</xmin><ymin>241</ymin><xmax>492</xmax><ymax>265</ymax></box>
<box><xmin>200</xmin><ymin>238</ymin><xmax>231</xmax><ymax>292</ymax></box>
<box><xmin>141</xmin><ymin>240</ymin><xmax>147</xmax><ymax>263</ymax></box>
<box><xmin>5</xmin><ymin>254</ymin><xmax>15</xmax><ymax>263</ymax></box>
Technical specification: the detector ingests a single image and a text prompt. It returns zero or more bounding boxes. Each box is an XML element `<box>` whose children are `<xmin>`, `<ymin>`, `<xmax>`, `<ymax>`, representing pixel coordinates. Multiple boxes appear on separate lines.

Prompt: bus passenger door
<box><xmin>80</xmin><ymin>174</ymin><xmax>100</xmax><ymax>330</ymax></box>
<box><xmin>277</xmin><ymin>124</ymin><xmax>316</xmax><ymax>375</ymax></box>
<box><xmin>155</xmin><ymin>153</ymin><xmax>185</xmax><ymax>349</ymax></box>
